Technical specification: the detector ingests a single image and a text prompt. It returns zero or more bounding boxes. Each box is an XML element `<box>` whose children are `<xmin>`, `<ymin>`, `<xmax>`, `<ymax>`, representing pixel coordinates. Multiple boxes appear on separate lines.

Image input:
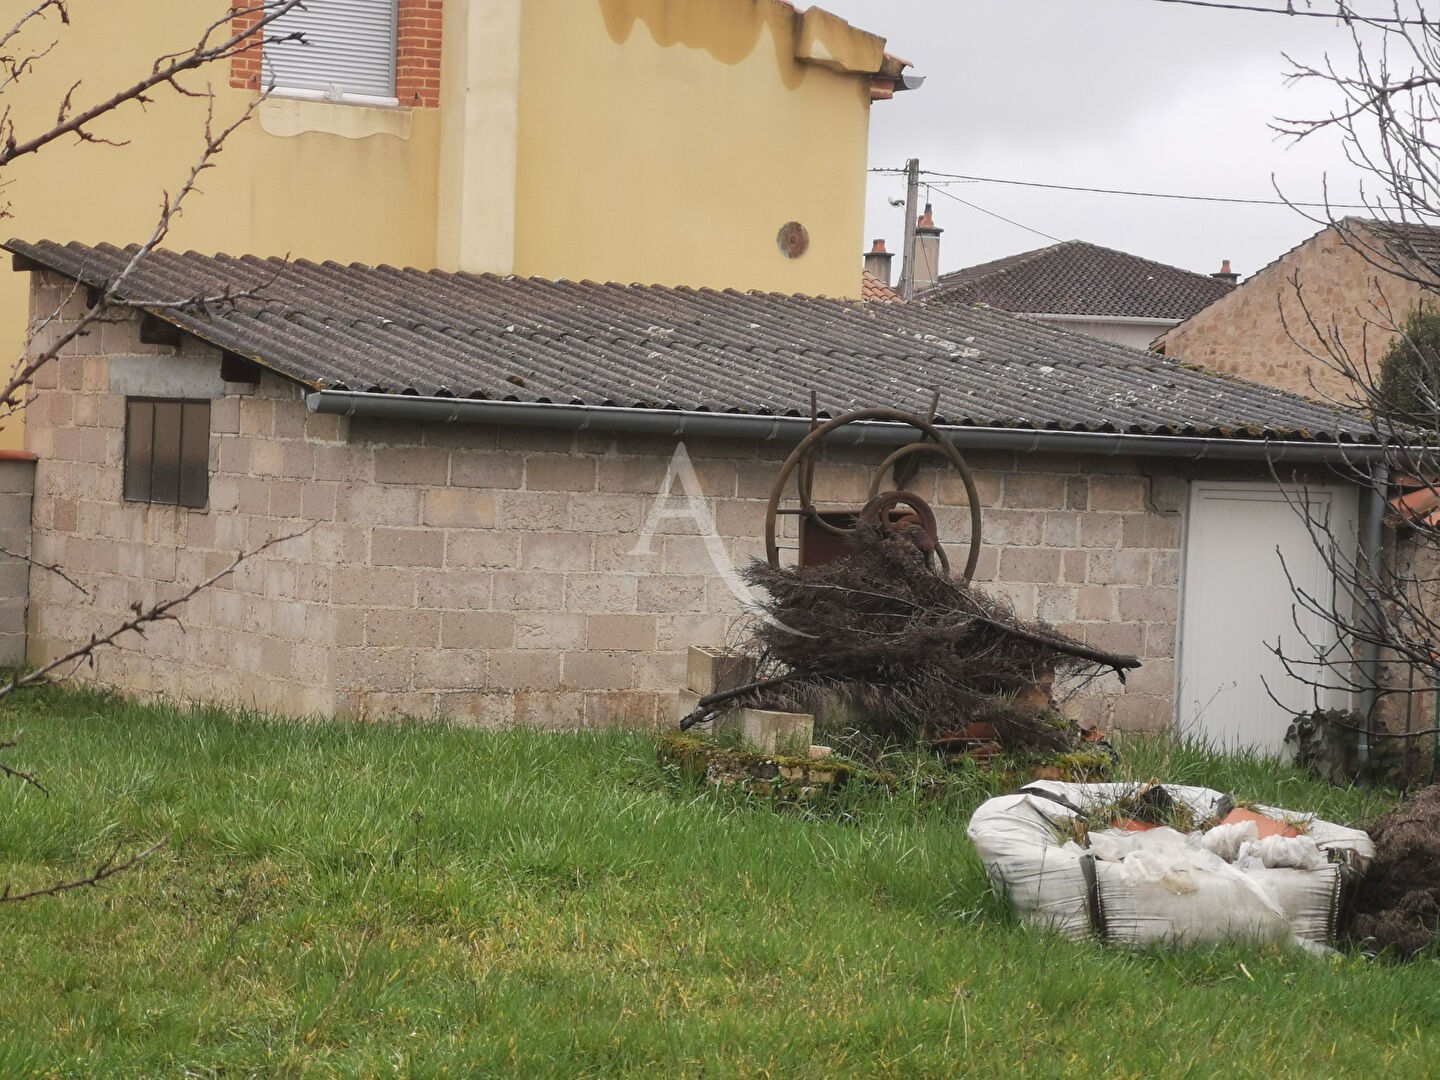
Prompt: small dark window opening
<box><xmin>139</xmin><ymin>313</ymin><xmax>182</xmax><ymax>347</ymax></box>
<box><xmin>124</xmin><ymin>398</ymin><xmax>210</xmax><ymax>508</ymax></box>
<box><xmin>220</xmin><ymin>351</ymin><xmax>262</xmax><ymax>384</ymax></box>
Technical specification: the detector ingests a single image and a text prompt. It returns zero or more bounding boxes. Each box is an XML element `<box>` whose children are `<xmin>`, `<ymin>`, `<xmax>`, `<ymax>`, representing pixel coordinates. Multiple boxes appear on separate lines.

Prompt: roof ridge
<box><xmin>937</xmin><ymin>242</ymin><xmax>1068</xmax><ymax>286</ymax></box>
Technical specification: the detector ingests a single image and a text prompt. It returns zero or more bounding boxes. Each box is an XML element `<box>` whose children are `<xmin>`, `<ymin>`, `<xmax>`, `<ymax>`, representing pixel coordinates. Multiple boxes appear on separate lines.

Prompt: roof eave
<box><xmin>306</xmin><ymin>389</ymin><xmax>1386</xmax><ymax>465</ymax></box>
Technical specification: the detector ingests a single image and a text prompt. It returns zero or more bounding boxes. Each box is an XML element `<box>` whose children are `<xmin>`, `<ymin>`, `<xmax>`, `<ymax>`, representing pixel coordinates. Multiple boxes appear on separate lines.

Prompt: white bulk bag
<box><xmin>966</xmin><ymin>781</ymin><xmax>1374</xmax><ymax>949</ymax></box>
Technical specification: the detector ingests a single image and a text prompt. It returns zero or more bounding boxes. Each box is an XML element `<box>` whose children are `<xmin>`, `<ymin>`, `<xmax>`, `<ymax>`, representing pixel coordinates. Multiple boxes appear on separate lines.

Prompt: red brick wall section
<box><xmin>228</xmin><ymin>1</ymin><xmax>442</xmax><ymax>106</ymax></box>
<box><xmin>396</xmin><ymin>0</ymin><xmax>443</xmax><ymax>108</ymax></box>
<box><xmin>229</xmin><ymin>5</ymin><xmax>265</xmax><ymax>91</ymax></box>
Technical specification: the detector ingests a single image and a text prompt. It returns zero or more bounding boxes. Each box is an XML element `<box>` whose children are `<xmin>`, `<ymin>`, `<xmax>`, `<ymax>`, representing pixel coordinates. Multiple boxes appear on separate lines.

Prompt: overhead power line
<box><xmin>1132</xmin><ymin>0</ymin><xmax>1432</xmax><ymax>24</ymax></box>
<box><xmin>926</xmin><ymin>185</ymin><xmax>1063</xmax><ymax>244</ymax></box>
<box><xmin>870</xmin><ymin>168</ymin><xmax>1393</xmax><ymax>210</ymax></box>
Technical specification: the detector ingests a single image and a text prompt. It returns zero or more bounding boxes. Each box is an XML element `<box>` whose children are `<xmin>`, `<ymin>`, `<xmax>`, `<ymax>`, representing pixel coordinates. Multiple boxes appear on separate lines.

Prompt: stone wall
<box><xmin>1160</xmin><ymin>223</ymin><xmax>1431</xmax><ymax>405</ymax></box>
<box><xmin>24</xmin><ymin>273</ymin><xmax>1252</xmax><ymax>732</ymax></box>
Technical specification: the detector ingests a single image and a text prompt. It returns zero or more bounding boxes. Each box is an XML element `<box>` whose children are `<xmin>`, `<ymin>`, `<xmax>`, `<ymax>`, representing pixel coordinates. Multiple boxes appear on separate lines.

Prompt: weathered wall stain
<box><xmin>599</xmin><ymin>0</ymin><xmax>806</xmax><ymax>89</ymax></box>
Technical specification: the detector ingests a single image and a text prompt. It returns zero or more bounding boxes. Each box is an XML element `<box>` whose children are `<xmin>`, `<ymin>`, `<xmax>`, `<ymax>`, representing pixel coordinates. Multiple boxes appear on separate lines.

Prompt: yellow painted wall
<box><xmin>1</xmin><ymin>0</ymin><xmax>889</xmax><ymax>450</ymax></box>
<box><xmin>512</xmin><ymin>0</ymin><xmax>876</xmax><ymax>298</ymax></box>
<box><xmin>0</xmin><ymin>1</ymin><xmax>443</xmax><ymax>450</ymax></box>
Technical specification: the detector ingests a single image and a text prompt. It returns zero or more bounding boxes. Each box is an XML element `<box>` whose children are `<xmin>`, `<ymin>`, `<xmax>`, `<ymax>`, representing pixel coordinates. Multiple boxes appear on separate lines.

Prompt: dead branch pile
<box><xmin>725</xmin><ymin>527</ymin><xmax>1138</xmax><ymax>749</ymax></box>
<box><xmin>1342</xmin><ymin>784</ymin><xmax>1440</xmax><ymax>957</ymax></box>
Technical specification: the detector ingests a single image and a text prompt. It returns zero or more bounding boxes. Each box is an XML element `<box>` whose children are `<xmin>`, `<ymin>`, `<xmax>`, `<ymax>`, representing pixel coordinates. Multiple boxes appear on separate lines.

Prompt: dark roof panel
<box><xmin>5</xmin><ymin>239</ymin><xmax>1372</xmax><ymax>444</ymax></box>
<box><xmin>929</xmin><ymin>240</ymin><xmax>1236</xmax><ymax>320</ymax></box>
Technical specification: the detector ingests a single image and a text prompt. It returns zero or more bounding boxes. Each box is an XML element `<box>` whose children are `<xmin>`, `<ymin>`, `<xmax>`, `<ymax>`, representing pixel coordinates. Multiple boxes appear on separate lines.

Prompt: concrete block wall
<box><xmin>25</xmin><ymin>278</ymin><xmax>1237</xmax><ymax>732</ymax></box>
<box><xmin>25</xmin><ymin>272</ymin><xmax>336</xmax><ymax>717</ymax></box>
<box><xmin>0</xmin><ymin>453</ymin><xmax>36</xmax><ymax>666</ymax></box>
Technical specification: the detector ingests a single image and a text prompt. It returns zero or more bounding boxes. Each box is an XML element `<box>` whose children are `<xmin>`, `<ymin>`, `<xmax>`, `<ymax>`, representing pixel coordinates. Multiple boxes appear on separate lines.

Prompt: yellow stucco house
<box><xmin>0</xmin><ymin>0</ymin><xmax>910</xmax><ymax>449</ymax></box>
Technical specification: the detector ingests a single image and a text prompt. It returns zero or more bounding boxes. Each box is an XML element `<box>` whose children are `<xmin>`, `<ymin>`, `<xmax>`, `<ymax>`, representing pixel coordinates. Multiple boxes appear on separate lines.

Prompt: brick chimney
<box><xmin>863</xmin><ymin>239</ymin><xmax>894</xmax><ymax>287</ymax></box>
<box><xmin>914</xmin><ymin>204</ymin><xmax>943</xmax><ymax>293</ymax></box>
<box><xmin>1211</xmin><ymin>259</ymin><xmax>1239</xmax><ymax>286</ymax></box>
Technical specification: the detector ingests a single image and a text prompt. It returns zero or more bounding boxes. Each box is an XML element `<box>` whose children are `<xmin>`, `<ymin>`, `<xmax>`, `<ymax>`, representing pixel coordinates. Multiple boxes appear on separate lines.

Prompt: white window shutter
<box><xmin>265</xmin><ymin>0</ymin><xmax>398</xmax><ymax>100</ymax></box>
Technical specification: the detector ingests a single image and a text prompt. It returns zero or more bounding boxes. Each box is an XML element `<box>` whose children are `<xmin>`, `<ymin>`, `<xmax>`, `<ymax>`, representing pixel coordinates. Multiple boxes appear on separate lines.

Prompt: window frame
<box><xmin>123</xmin><ymin>398</ymin><xmax>211</xmax><ymax>510</ymax></box>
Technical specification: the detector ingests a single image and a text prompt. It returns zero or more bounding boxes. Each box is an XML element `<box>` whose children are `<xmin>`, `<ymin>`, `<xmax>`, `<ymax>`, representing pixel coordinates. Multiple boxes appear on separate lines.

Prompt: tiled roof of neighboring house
<box><xmin>927</xmin><ymin>240</ymin><xmax>1236</xmax><ymax>320</ymax></box>
<box><xmin>1358</xmin><ymin>217</ymin><xmax>1440</xmax><ymax>277</ymax></box>
<box><xmin>861</xmin><ymin>270</ymin><xmax>901</xmax><ymax>303</ymax></box>
<box><xmin>6</xmin><ymin>239</ymin><xmax>1374</xmax><ymax>443</ymax></box>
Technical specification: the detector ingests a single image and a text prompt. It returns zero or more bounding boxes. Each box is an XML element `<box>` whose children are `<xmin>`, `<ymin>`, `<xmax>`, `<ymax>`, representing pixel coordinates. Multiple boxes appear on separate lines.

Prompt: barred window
<box><xmin>123</xmin><ymin>399</ymin><xmax>210</xmax><ymax>509</ymax></box>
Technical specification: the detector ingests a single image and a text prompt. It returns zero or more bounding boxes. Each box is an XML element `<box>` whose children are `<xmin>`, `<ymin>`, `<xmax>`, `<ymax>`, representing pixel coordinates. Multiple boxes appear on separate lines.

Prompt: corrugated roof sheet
<box><xmin>929</xmin><ymin>240</ymin><xmax>1235</xmax><ymax>320</ymax></box>
<box><xmin>6</xmin><ymin>239</ymin><xmax>1374</xmax><ymax>443</ymax></box>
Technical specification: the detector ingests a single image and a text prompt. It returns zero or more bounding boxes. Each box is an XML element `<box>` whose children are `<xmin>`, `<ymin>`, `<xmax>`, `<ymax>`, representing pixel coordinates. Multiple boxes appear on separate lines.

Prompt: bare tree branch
<box><xmin>0</xmin><ymin>1</ymin><xmax>301</xmax><ymax>168</ymax></box>
<box><xmin>0</xmin><ymin>1</ymin><xmax>308</xmax><ymax>905</ymax></box>
<box><xmin>0</xmin><ymin>89</ymin><xmax>268</xmax><ymax>424</ymax></box>
<box><xmin>0</xmin><ymin>528</ymin><xmax>311</xmax><ymax>703</ymax></box>
<box><xmin>0</xmin><ymin>544</ymin><xmax>87</xmax><ymax>595</ymax></box>
<box><xmin>0</xmin><ymin>837</ymin><xmax>167</xmax><ymax>903</ymax></box>
<box><xmin>0</xmin><ymin>731</ymin><xmax>47</xmax><ymax>794</ymax></box>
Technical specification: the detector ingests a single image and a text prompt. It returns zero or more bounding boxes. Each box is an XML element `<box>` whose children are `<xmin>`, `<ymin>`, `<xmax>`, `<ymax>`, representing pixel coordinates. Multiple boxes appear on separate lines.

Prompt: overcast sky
<box><xmin>815</xmin><ymin>0</ymin><xmax>1396</xmax><ymax>281</ymax></box>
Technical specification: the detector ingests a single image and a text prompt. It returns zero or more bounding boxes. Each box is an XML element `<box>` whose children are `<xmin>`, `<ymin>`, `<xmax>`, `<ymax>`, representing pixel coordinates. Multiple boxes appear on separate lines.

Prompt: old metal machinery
<box><xmin>763</xmin><ymin>406</ymin><xmax>983</xmax><ymax>581</ymax></box>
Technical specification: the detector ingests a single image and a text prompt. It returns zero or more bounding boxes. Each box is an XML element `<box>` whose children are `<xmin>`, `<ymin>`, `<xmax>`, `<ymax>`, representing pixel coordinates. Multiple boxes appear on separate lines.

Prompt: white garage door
<box><xmin>1178</xmin><ymin>482</ymin><xmax>1358</xmax><ymax>753</ymax></box>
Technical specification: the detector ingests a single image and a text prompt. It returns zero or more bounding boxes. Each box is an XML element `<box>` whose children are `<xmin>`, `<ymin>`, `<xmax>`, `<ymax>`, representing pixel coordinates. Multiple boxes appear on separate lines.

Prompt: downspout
<box><xmin>304</xmin><ymin>390</ymin><xmax>1397</xmax><ymax>466</ymax></box>
<box><xmin>1355</xmin><ymin>463</ymin><xmax>1389</xmax><ymax>766</ymax></box>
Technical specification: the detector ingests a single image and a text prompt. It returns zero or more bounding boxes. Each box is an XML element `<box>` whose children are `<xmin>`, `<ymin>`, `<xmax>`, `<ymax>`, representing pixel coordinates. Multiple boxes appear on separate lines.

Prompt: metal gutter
<box><xmin>1022</xmin><ymin>313</ymin><xmax>1181</xmax><ymax>329</ymax></box>
<box><xmin>305</xmin><ymin>389</ymin><xmax>1393</xmax><ymax>465</ymax></box>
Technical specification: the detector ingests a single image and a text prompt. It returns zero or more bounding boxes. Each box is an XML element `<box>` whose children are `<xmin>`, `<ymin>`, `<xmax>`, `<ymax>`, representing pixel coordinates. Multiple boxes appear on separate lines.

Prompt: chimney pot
<box><xmin>863</xmin><ymin>237</ymin><xmax>895</xmax><ymax>288</ymax></box>
<box><xmin>1210</xmin><ymin>258</ymin><xmax>1239</xmax><ymax>286</ymax></box>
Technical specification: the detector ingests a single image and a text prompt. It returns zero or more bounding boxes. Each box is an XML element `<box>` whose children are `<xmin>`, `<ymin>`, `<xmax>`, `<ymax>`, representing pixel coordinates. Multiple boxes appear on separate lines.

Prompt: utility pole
<box><xmin>898</xmin><ymin>157</ymin><xmax>920</xmax><ymax>302</ymax></box>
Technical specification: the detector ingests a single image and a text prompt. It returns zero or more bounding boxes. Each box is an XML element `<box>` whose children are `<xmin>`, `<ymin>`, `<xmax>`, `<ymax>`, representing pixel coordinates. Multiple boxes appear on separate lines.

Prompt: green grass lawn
<box><xmin>0</xmin><ymin>683</ymin><xmax>1432</xmax><ymax>1078</ymax></box>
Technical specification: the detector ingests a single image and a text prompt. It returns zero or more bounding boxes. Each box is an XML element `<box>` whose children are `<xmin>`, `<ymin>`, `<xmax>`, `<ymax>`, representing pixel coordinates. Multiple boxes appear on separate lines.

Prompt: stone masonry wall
<box><xmin>1161</xmin><ymin>224</ymin><xmax>1431</xmax><ymax>405</ymax></box>
<box><xmin>24</xmin><ymin>274</ymin><xmax>1243</xmax><ymax>732</ymax></box>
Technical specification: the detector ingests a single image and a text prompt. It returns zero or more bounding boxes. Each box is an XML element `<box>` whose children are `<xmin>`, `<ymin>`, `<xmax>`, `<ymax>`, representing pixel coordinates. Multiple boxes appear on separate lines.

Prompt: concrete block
<box><xmin>513</xmin><ymin>689</ymin><xmax>585</xmax><ymax>729</ymax></box>
<box><xmin>495</xmin><ymin>490</ymin><xmax>570</xmax><ymax>532</ymax></box>
<box><xmin>565</xmin><ymin>573</ymin><xmax>637</xmax><ymax>613</ymax></box>
<box><xmin>488</xmin><ymin>649</ymin><xmax>561</xmax><ymax>690</ymax></box>
<box><xmin>441</xmin><ymin>611</ymin><xmax>515</xmax><ymax>649</ymax></box>
<box><xmin>514</xmin><ymin>613</ymin><xmax>587</xmax><ymax>650</ymax></box>
<box><xmin>586</xmin><ymin>613</ymin><xmax>657</xmax><ymax>651</ymax></box>
<box><xmin>673</xmin><ymin>688</ymin><xmax>702</xmax><ymax>725</ymax></box>
<box><xmin>561</xmin><ymin>650</ymin><xmax>635</xmax><ymax>690</ymax></box>
<box><xmin>450</xmin><ymin>450</ymin><xmax>522</xmax><ymax>489</ymax></box>
<box><xmin>714</xmin><ymin>707</ymin><xmax>814</xmax><ymax>755</ymax></box>
<box><xmin>686</xmin><ymin>644</ymin><xmax>755</xmax><ymax>695</ymax></box>
<box><xmin>435</xmin><ymin>691</ymin><xmax>514</xmax><ymax>729</ymax></box>
<box><xmin>524</xmin><ymin>454</ymin><xmax>597</xmax><ymax>492</ymax></box>
<box><xmin>0</xmin><ymin>460</ymin><xmax>36</xmax><ymax>495</ymax></box>
<box><xmin>521</xmin><ymin>531</ymin><xmax>593</xmax><ymax>571</ymax></box>
<box><xmin>635</xmin><ymin>575</ymin><xmax>706</xmax><ymax>613</ymax></box>
<box><xmin>567</xmin><ymin>492</ymin><xmax>644</xmax><ymax>534</ymax></box>
<box><xmin>423</xmin><ymin>488</ymin><xmax>495</xmax><ymax>529</ymax></box>
<box><xmin>371</xmin><ymin>527</ymin><xmax>444</xmax><ymax>568</ymax></box>
<box><xmin>584</xmin><ymin>690</ymin><xmax>661</xmax><ymax>728</ymax></box>
<box><xmin>272</xmin><ymin>401</ymin><xmax>307</xmax><ymax>439</ymax></box>
<box><xmin>445</xmin><ymin>530</ymin><xmax>519</xmax><ymax>570</ymax></box>
<box><xmin>1003</xmin><ymin>473</ymin><xmax>1067</xmax><ymax>510</ymax></box>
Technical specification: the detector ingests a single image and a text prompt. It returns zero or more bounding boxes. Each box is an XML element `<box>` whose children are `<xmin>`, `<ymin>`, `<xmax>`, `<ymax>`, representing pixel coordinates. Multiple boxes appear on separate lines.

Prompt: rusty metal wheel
<box><xmin>763</xmin><ymin>407</ymin><xmax>983</xmax><ymax>581</ymax></box>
